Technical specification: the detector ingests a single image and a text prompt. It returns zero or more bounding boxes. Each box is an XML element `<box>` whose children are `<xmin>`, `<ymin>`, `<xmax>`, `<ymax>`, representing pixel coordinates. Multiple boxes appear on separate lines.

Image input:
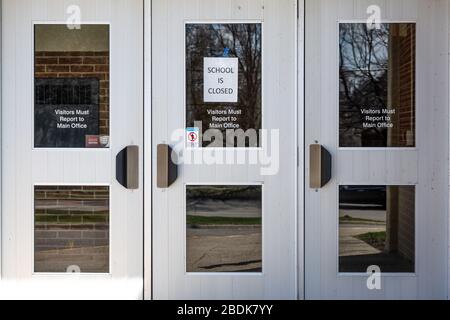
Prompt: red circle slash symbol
<box><xmin>188</xmin><ymin>132</ymin><xmax>198</xmax><ymax>142</ymax></box>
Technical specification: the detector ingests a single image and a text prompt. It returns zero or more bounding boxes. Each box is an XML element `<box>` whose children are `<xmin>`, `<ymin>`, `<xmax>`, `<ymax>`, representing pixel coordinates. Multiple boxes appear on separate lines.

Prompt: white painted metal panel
<box><xmin>144</xmin><ymin>0</ymin><xmax>153</xmax><ymax>301</ymax></box>
<box><xmin>305</xmin><ymin>0</ymin><xmax>448</xmax><ymax>299</ymax></box>
<box><xmin>1</xmin><ymin>0</ymin><xmax>144</xmax><ymax>299</ymax></box>
<box><xmin>0</xmin><ymin>0</ymin><xmax>2</xmax><ymax>279</ymax></box>
<box><xmin>152</xmin><ymin>0</ymin><xmax>298</xmax><ymax>299</ymax></box>
<box><xmin>297</xmin><ymin>0</ymin><xmax>305</xmax><ymax>300</ymax></box>
<box><xmin>448</xmin><ymin>1</ymin><xmax>450</xmax><ymax>300</ymax></box>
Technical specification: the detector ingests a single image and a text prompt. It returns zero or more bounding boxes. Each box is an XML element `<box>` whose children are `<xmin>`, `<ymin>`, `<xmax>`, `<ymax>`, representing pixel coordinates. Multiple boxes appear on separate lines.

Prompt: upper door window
<box><xmin>185</xmin><ymin>23</ymin><xmax>262</xmax><ymax>148</ymax></box>
<box><xmin>339</xmin><ymin>23</ymin><xmax>416</xmax><ymax>148</ymax></box>
<box><xmin>34</xmin><ymin>24</ymin><xmax>110</xmax><ymax>148</ymax></box>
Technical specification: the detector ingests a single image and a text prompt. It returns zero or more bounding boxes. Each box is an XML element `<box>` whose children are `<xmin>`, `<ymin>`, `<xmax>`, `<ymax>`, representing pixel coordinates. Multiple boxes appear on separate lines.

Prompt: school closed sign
<box><xmin>203</xmin><ymin>57</ymin><xmax>238</xmax><ymax>103</ymax></box>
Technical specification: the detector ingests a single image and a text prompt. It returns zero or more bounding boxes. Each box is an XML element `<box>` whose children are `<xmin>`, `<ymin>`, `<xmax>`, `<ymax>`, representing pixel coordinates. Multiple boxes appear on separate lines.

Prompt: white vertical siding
<box><xmin>144</xmin><ymin>0</ymin><xmax>152</xmax><ymax>300</ymax></box>
<box><xmin>0</xmin><ymin>0</ymin><xmax>2</xmax><ymax>280</ymax></box>
<box><xmin>447</xmin><ymin>0</ymin><xmax>450</xmax><ymax>300</ymax></box>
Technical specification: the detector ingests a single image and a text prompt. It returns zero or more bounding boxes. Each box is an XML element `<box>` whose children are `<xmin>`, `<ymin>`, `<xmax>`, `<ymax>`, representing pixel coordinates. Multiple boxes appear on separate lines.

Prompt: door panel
<box><xmin>152</xmin><ymin>0</ymin><xmax>298</xmax><ymax>299</ymax></box>
<box><xmin>2</xmin><ymin>0</ymin><xmax>143</xmax><ymax>298</ymax></box>
<box><xmin>305</xmin><ymin>0</ymin><xmax>448</xmax><ymax>299</ymax></box>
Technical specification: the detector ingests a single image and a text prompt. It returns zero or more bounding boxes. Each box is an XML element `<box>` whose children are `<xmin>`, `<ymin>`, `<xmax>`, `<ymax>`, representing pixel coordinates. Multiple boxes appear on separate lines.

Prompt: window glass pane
<box><xmin>339</xmin><ymin>23</ymin><xmax>415</xmax><ymax>148</ymax></box>
<box><xmin>339</xmin><ymin>185</ymin><xmax>415</xmax><ymax>273</ymax></box>
<box><xmin>34</xmin><ymin>25</ymin><xmax>110</xmax><ymax>148</ymax></box>
<box><xmin>186</xmin><ymin>23</ymin><xmax>262</xmax><ymax>148</ymax></box>
<box><xmin>34</xmin><ymin>186</ymin><xmax>109</xmax><ymax>273</ymax></box>
<box><xmin>186</xmin><ymin>185</ymin><xmax>262</xmax><ymax>272</ymax></box>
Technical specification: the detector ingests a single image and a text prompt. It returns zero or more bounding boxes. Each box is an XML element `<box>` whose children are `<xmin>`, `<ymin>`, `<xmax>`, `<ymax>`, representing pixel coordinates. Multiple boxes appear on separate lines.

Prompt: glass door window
<box><xmin>339</xmin><ymin>23</ymin><xmax>415</xmax><ymax>148</ymax></box>
<box><xmin>34</xmin><ymin>24</ymin><xmax>110</xmax><ymax>149</ymax></box>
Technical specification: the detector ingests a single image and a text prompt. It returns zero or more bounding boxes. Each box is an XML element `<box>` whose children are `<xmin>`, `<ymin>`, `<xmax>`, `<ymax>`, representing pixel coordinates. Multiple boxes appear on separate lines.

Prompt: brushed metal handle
<box><xmin>310</xmin><ymin>144</ymin><xmax>332</xmax><ymax>189</ymax></box>
<box><xmin>157</xmin><ymin>144</ymin><xmax>178</xmax><ymax>188</ymax></box>
<box><xmin>116</xmin><ymin>145</ymin><xmax>139</xmax><ymax>190</ymax></box>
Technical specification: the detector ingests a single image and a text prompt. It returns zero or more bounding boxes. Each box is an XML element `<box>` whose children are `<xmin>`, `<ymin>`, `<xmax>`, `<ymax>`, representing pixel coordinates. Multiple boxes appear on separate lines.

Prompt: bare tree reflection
<box><xmin>186</xmin><ymin>24</ymin><xmax>262</xmax><ymax>147</ymax></box>
<box><xmin>339</xmin><ymin>23</ymin><xmax>415</xmax><ymax>147</ymax></box>
<box><xmin>339</xmin><ymin>24</ymin><xmax>389</xmax><ymax>147</ymax></box>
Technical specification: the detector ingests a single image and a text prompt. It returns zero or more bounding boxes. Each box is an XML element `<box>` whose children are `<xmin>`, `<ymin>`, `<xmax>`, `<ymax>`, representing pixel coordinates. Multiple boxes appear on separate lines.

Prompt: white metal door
<box><xmin>305</xmin><ymin>0</ymin><xmax>448</xmax><ymax>299</ymax></box>
<box><xmin>1</xmin><ymin>0</ymin><xmax>143</xmax><ymax>299</ymax></box>
<box><xmin>152</xmin><ymin>0</ymin><xmax>298</xmax><ymax>299</ymax></box>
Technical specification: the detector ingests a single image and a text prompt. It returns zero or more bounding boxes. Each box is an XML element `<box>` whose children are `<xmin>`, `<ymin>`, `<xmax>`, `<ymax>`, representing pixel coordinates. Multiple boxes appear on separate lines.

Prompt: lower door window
<box><xmin>34</xmin><ymin>185</ymin><xmax>110</xmax><ymax>273</ymax></box>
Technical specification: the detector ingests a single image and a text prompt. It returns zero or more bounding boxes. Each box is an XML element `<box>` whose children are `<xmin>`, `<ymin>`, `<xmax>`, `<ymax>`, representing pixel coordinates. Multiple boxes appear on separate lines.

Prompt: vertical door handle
<box><xmin>157</xmin><ymin>144</ymin><xmax>178</xmax><ymax>188</ymax></box>
<box><xmin>116</xmin><ymin>145</ymin><xmax>139</xmax><ymax>190</ymax></box>
<box><xmin>309</xmin><ymin>144</ymin><xmax>332</xmax><ymax>189</ymax></box>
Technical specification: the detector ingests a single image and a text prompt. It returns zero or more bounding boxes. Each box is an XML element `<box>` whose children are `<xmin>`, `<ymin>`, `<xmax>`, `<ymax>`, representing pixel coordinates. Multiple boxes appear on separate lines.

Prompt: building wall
<box><xmin>397</xmin><ymin>187</ymin><xmax>415</xmax><ymax>262</ymax></box>
<box><xmin>388</xmin><ymin>23</ymin><xmax>416</xmax><ymax>147</ymax></box>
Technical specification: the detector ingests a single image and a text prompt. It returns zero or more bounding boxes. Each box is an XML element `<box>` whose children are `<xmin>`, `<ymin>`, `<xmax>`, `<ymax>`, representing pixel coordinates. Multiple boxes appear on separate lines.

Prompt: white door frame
<box><xmin>0</xmin><ymin>0</ymin><xmax>3</xmax><ymax>281</ymax></box>
<box><xmin>144</xmin><ymin>0</ymin><xmax>152</xmax><ymax>300</ymax></box>
<box><xmin>297</xmin><ymin>0</ymin><xmax>305</xmax><ymax>300</ymax></box>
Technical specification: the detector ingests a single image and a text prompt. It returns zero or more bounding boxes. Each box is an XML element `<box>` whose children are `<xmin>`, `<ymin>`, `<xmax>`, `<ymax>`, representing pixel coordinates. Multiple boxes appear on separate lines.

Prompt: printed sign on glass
<box><xmin>186</xmin><ymin>23</ymin><xmax>262</xmax><ymax>148</ymax></box>
<box><xmin>204</xmin><ymin>57</ymin><xmax>238</xmax><ymax>103</ymax></box>
<box><xmin>34</xmin><ymin>78</ymin><xmax>101</xmax><ymax>148</ymax></box>
<box><xmin>186</xmin><ymin>127</ymin><xmax>200</xmax><ymax>149</ymax></box>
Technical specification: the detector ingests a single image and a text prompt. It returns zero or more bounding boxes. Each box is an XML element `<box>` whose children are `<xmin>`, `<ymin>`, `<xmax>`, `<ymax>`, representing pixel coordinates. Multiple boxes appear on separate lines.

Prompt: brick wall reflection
<box><xmin>35</xmin><ymin>51</ymin><xmax>110</xmax><ymax>135</ymax></box>
<box><xmin>34</xmin><ymin>186</ymin><xmax>109</xmax><ymax>273</ymax></box>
